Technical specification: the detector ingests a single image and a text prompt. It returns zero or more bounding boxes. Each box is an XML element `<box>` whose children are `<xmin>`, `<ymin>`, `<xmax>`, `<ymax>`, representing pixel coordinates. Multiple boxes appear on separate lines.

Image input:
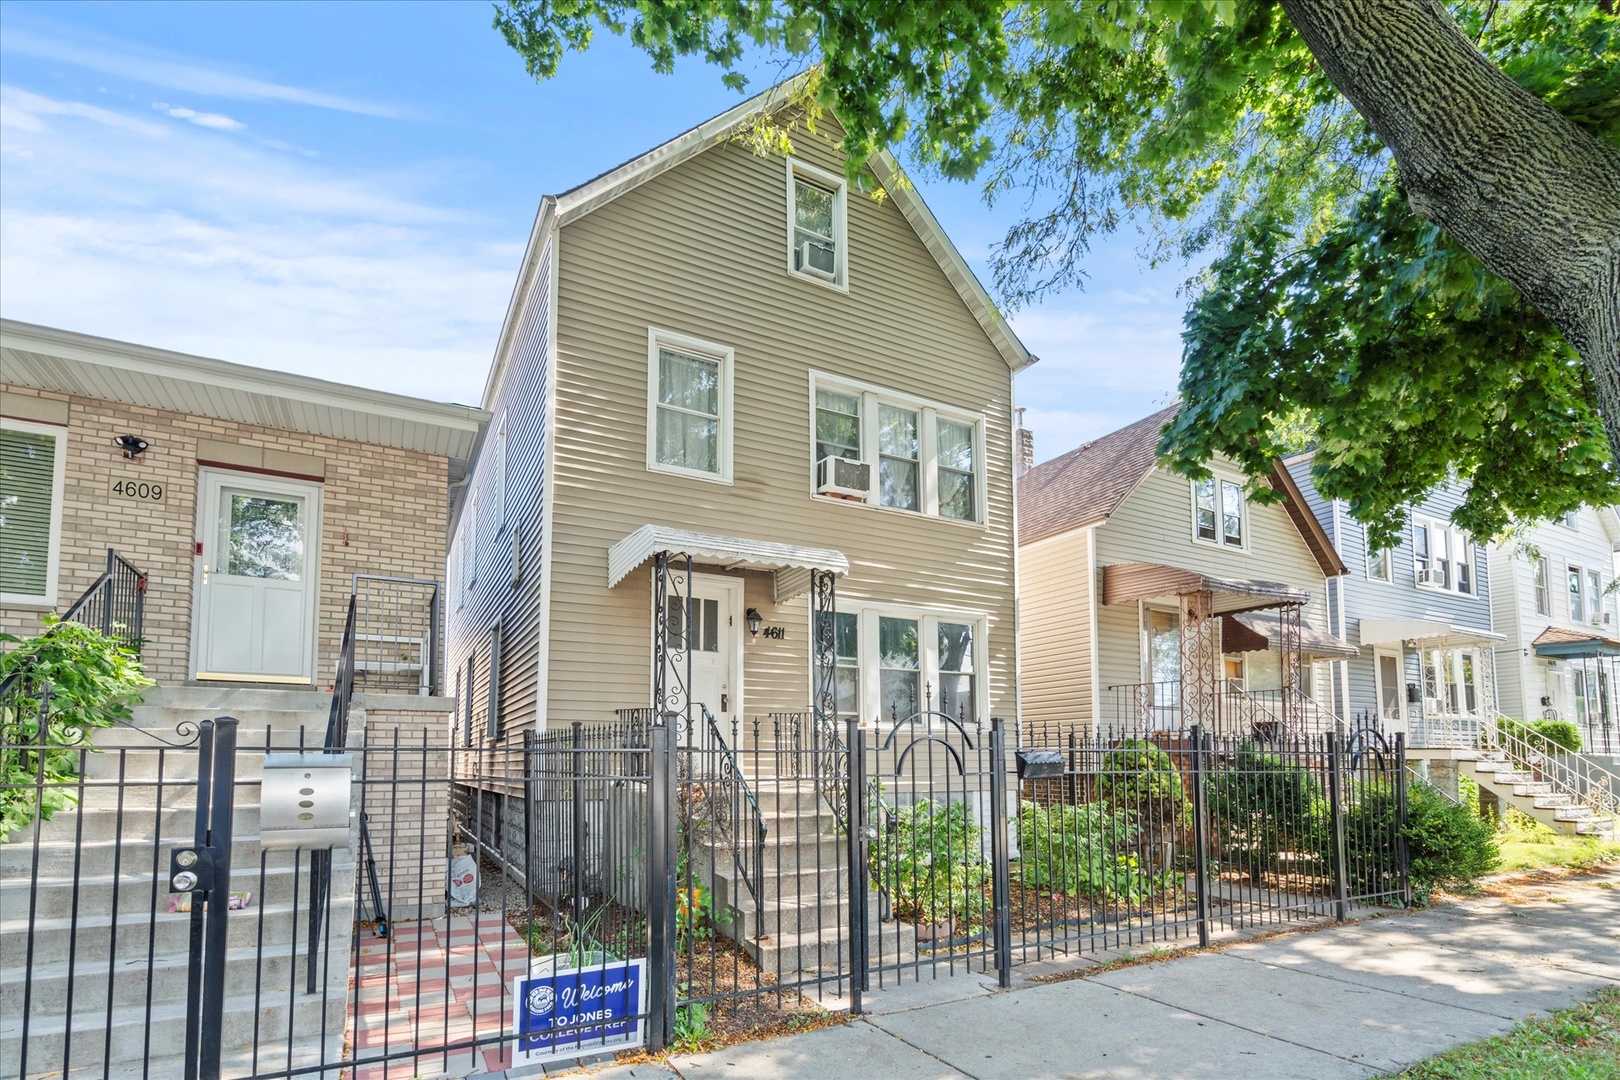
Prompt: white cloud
<box><xmin>159</xmin><ymin>104</ymin><xmax>245</xmax><ymax>131</ymax></box>
<box><xmin>1</xmin><ymin>24</ymin><xmax>410</xmax><ymax>120</ymax></box>
<box><xmin>1</xmin><ymin>85</ymin><xmax>169</xmax><ymax>137</ymax></box>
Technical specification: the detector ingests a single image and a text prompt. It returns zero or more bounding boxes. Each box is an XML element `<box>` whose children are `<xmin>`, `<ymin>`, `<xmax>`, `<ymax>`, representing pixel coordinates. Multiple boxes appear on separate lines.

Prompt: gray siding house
<box><xmin>445</xmin><ymin>83</ymin><xmax>1031</xmax><ymax>747</ymax></box>
<box><xmin>1285</xmin><ymin>453</ymin><xmax>1499</xmax><ymax>747</ymax></box>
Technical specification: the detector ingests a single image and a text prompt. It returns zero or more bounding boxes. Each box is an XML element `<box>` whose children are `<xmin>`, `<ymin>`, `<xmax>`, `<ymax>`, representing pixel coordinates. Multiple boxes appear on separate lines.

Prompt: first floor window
<box><xmin>0</xmin><ymin>418</ymin><xmax>67</xmax><ymax>605</ymax></box>
<box><xmin>833</xmin><ymin>612</ymin><xmax>859</xmax><ymax>716</ymax></box>
<box><xmin>937</xmin><ymin>621</ymin><xmax>976</xmax><ymax>722</ymax></box>
<box><xmin>1423</xmin><ymin>648</ymin><xmax>1482</xmax><ymax>716</ymax></box>
<box><xmin>878</xmin><ymin>615</ymin><xmax>920</xmax><ymax>720</ymax></box>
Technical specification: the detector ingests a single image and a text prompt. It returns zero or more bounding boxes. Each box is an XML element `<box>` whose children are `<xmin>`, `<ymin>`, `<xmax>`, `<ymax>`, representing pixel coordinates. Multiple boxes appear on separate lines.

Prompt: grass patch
<box><xmin>1495</xmin><ymin>809</ymin><xmax>1620</xmax><ymax>874</ymax></box>
<box><xmin>1386</xmin><ymin>987</ymin><xmax>1620</xmax><ymax>1078</ymax></box>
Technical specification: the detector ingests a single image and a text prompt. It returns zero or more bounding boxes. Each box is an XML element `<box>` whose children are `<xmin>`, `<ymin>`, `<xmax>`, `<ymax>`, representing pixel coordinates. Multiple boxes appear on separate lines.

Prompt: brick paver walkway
<box><xmin>348</xmin><ymin>913</ymin><xmax>533</xmax><ymax>1080</ymax></box>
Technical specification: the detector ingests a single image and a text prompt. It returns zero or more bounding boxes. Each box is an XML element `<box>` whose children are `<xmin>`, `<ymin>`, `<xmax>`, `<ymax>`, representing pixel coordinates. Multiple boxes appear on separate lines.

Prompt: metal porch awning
<box><xmin>1223</xmin><ymin>610</ymin><xmax>1359</xmax><ymax>660</ymax></box>
<box><xmin>606</xmin><ymin>525</ymin><xmax>850</xmax><ymax>601</ymax></box>
<box><xmin>1101</xmin><ymin>562</ymin><xmax>1311</xmax><ymax>614</ymax></box>
<box><xmin>1358</xmin><ymin>618</ymin><xmax>1505</xmax><ymax>649</ymax></box>
<box><xmin>1530</xmin><ymin>625</ymin><xmax>1620</xmax><ymax>659</ymax></box>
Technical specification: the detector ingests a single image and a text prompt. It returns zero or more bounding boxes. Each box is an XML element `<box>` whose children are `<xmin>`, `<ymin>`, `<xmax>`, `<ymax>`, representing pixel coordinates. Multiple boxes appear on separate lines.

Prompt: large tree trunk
<box><xmin>1280</xmin><ymin>0</ymin><xmax>1620</xmax><ymax>457</ymax></box>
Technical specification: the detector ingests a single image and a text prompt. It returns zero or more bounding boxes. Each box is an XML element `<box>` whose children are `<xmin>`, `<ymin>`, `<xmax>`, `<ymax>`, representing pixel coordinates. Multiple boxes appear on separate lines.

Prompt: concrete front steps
<box><xmin>0</xmin><ymin>684</ymin><xmax>351</xmax><ymax>1079</ymax></box>
<box><xmin>1416</xmin><ymin>746</ymin><xmax>1617</xmax><ymax>838</ymax></box>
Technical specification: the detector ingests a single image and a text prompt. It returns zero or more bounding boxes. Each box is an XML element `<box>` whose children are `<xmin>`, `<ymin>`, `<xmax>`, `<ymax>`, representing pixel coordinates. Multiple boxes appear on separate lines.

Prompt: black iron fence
<box><xmin>1</xmin><ymin>691</ymin><xmax>1413</xmax><ymax>1079</ymax></box>
<box><xmin>59</xmin><ymin>548</ymin><xmax>147</xmax><ymax>654</ymax></box>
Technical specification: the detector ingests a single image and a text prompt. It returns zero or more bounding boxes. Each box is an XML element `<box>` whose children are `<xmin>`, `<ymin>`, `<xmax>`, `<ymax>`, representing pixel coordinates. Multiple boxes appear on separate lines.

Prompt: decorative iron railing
<box><xmin>350</xmin><ymin>574</ymin><xmax>441</xmax><ymax>695</ymax></box>
<box><xmin>693</xmin><ymin>704</ymin><xmax>766</xmax><ymax>912</ymax></box>
<box><xmin>59</xmin><ymin>548</ymin><xmax>146</xmax><ymax>653</ymax></box>
<box><xmin>1484</xmin><ymin>715</ymin><xmax>1619</xmax><ymax>829</ymax></box>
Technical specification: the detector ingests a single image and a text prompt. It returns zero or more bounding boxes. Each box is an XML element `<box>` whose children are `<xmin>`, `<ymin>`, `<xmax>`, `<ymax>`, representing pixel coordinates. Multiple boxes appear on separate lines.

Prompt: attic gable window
<box><xmin>787</xmin><ymin>159</ymin><xmax>848</xmax><ymax>290</ymax></box>
<box><xmin>1192</xmin><ymin>477</ymin><xmax>1245</xmax><ymax>549</ymax></box>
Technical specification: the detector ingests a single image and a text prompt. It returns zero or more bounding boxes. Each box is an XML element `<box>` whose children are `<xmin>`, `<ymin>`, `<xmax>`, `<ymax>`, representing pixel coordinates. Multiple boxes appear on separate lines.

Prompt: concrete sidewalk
<box><xmin>530</xmin><ymin>868</ymin><xmax>1620</xmax><ymax>1080</ymax></box>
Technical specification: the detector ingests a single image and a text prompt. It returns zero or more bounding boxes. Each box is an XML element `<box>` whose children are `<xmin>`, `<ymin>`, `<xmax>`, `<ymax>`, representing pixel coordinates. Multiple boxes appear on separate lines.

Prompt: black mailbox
<box><xmin>1016</xmin><ymin>749</ymin><xmax>1066</xmax><ymax>780</ymax></box>
<box><xmin>1406</xmin><ymin>683</ymin><xmax>1421</xmax><ymax>704</ymax></box>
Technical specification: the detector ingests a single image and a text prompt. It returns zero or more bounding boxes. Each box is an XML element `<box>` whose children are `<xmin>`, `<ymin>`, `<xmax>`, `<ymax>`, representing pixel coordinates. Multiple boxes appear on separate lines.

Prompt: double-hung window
<box><xmin>1569</xmin><ymin>565</ymin><xmax>1586</xmax><ymax>622</ymax></box>
<box><xmin>1414</xmin><ymin>516</ymin><xmax>1472</xmax><ymax>594</ymax></box>
<box><xmin>1587</xmin><ymin>568</ymin><xmax>1605</xmax><ymax>626</ymax></box>
<box><xmin>810</xmin><ymin>374</ymin><xmax>984</xmax><ymax>523</ymax></box>
<box><xmin>1192</xmin><ymin>477</ymin><xmax>1244</xmax><ymax>548</ymax></box>
<box><xmin>1533</xmin><ymin>557</ymin><xmax>1551</xmax><ymax>615</ymax></box>
<box><xmin>0</xmin><ymin>418</ymin><xmax>68</xmax><ymax>605</ymax></box>
<box><xmin>829</xmin><ymin>606</ymin><xmax>988</xmax><ymax>724</ymax></box>
<box><xmin>1368</xmin><ymin>542</ymin><xmax>1393</xmax><ymax>582</ymax></box>
<box><xmin>647</xmin><ymin>330</ymin><xmax>733</xmax><ymax>483</ymax></box>
<box><xmin>878</xmin><ymin>615</ymin><xmax>921</xmax><ymax>720</ymax></box>
<box><xmin>937</xmin><ymin>621</ymin><xmax>977</xmax><ymax>722</ymax></box>
<box><xmin>787</xmin><ymin>159</ymin><xmax>848</xmax><ymax>289</ymax></box>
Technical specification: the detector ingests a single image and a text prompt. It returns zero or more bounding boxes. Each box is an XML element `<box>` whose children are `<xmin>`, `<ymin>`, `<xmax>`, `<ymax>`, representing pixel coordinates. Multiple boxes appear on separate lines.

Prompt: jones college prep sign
<box><xmin>511</xmin><ymin>957</ymin><xmax>648</xmax><ymax>1065</ymax></box>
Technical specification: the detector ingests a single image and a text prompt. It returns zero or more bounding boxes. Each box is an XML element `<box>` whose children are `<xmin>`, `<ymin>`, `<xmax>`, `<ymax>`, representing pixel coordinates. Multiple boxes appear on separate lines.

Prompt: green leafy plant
<box><xmin>1</xmin><ymin>619</ymin><xmax>152</xmax><ymax>843</ymax></box>
<box><xmin>1402</xmin><ymin>782</ymin><xmax>1500</xmax><ymax>905</ymax></box>
<box><xmin>1015</xmin><ymin>801</ymin><xmax>1168</xmax><ymax>905</ymax></box>
<box><xmin>1498</xmin><ymin>717</ymin><xmax>1583</xmax><ymax>756</ymax></box>
<box><xmin>673</xmin><ymin>998</ymin><xmax>711</xmax><ymax>1051</ymax></box>
<box><xmin>1097</xmin><ymin>740</ymin><xmax>1191</xmax><ymax>831</ymax></box>
<box><xmin>1206</xmin><ymin>747</ymin><xmax>1327</xmax><ymax>886</ymax></box>
<box><xmin>869</xmin><ymin>796</ymin><xmax>988</xmax><ymax>930</ymax></box>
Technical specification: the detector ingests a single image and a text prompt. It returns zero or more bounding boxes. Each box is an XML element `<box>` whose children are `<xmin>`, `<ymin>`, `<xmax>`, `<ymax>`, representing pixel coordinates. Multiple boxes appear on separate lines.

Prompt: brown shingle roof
<box><xmin>1017</xmin><ymin>405</ymin><xmax>1179</xmax><ymax>545</ymax></box>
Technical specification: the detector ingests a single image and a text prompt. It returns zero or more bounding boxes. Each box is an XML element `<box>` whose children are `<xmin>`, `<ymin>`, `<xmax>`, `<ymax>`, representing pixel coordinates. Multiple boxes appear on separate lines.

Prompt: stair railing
<box><xmin>60</xmin><ymin>548</ymin><xmax>147</xmax><ymax>654</ymax></box>
<box><xmin>697</xmin><ymin>703</ymin><xmax>766</xmax><ymax>912</ymax></box>
<box><xmin>1482</xmin><ymin>716</ymin><xmax>1619</xmax><ymax>828</ymax></box>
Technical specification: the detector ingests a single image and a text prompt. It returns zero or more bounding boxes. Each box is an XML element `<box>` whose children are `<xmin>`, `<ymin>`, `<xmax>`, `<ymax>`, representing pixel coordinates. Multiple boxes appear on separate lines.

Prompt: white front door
<box><xmin>1374</xmin><ymin>650</ymin><xmax>1404</xmax><ymax>724</ymax></box>
<box><xmin>194</xmin><ymin>470</ymin><xmax>320</xmax><ymax>682</ymax></box>
<box><xmin>664</xmin><ymin>575</ymin><xmax>742</xmax><ymax>744</ymax></box>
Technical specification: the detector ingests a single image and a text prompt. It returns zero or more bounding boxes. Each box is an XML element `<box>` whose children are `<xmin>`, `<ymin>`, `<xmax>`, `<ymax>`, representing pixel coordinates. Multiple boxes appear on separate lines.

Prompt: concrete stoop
<box><xmin>0</xmin><ymin>685</ymin><xmax>354</xmax><ymax>1079</ymax></box>
<box><xmin>1418</xmin><ymin>746</ymin><xmax>1617</xmax><ymax>838</ymax></box>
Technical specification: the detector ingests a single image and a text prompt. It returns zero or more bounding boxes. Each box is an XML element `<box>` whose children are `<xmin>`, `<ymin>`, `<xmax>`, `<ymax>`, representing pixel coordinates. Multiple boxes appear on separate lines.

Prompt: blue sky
<box><xmin>0</xmin><ymin>1</ymin><xmax>1189</xmax><ymax>461</ymax></box>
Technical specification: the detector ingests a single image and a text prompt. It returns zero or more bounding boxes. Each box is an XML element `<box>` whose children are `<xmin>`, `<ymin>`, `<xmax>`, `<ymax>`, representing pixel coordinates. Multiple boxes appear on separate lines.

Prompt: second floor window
<box><xmin>1568</xmin><ymin>565</ymin><xmax>1586</xmax><ymax>621</ymax></box>
<box><xmin>647</xmin><ymin>330</ymin><xmax>733</xmax><ymax>482</ymax></box>
<box><xmin>1414</xmin><ymin>516</ymin><xmax>1472</xmax><ymax>595</ymax></box>
<box><xmin>811</xmin><ymin>375</ymin><xmax>984</xmax><ymax>523</ymax></box>
<box><xmin>1368</xmin><ymin>543</ymin><xmax>1393</xmax><ymax>582</ymax></box>
<box><xmin>1588</xmin><ymin>568</ymin><xmax>1605</xmax><ymax>626</ymax></box>
<box><xmin>1534</xmin><ymin>557</ymin><xmax>1551</xmax><ymax>615</ymax></box>
<box><xmin>1193</xmin><ymin>478</ymin><xmax>1244</xmax><ymax>548</ymax></box>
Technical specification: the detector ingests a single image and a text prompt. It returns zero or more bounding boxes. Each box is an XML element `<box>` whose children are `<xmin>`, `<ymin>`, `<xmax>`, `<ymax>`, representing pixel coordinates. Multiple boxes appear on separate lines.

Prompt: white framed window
<box><xmin>1568</xmin><ymin>564</ymin><xmax>1586</xmax><ymax>622</ymax></box>
<box><xmin>1423</xmin><ymin>647</ymin><xmax>1482</xmax><ymax>716</ymax></box>
<box><xmin>817</xmin><ymin>603</ymin><xmax>990</xmax><ymax>725</ymax></box>
<box><xmin>786</xmin><ymin>158</ymin><xmax>848</xmax><ymax>290</ymax></box>
<box><xmin>1191</xmin><ymin>477</ymin><xmax>1246</xmax><ymax>549</ymax></box>
<box><xmin>490</xmin><ymin>412</ymin><xmax>507</xmax><ymax>534</ymax></box>
<box><xmin>1585</xmin><ymin>567</ymin><xmax>1607</xmax><ymax>626</ymax></box>
<box><xmin>808</xmin><ymin>373</ymin><xmax>986</xmax><ymax>524</ymax></box>
<box><xmin>646</xmin><ymin>328</ymin><xmax>733</xmax><ymax>484</ymax></box>
<box><xmin>1561</xmin><ymin>509</ymin><xmax>1579</xmax><ymax>529</ymax></box>
<box><xmin>1367</xmin><ymin>541</ymin><xmax>1393</xmax><ymax>583</ymax></box>
<box><xmin>1413</xmin><ymin>515</ymin><xmax>1472</xmax><ymax>594</ymax></box>
<box><xmin>0</xmin><ymin>417</ymin><xmax>68</xmax><ymax>605</ymax></box>
<box><xmin>1533</xmin><ymin>557</ymin><xmax>1551</xmax><ymax>616</ymax></box>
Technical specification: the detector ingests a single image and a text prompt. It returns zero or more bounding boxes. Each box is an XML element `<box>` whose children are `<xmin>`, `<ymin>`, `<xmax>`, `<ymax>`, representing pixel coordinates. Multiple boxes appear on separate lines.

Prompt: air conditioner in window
<box><xmin>1415</xmin><ymin>568</ymin><xmax>1433</xmax><ymax>585</ymax></box>
<box><xmin>796</xmin><ymin>240</ymin><xmax>838</xmax><ymax>280</ymax></box>
<box><xmin>1590</xmin><ymin>612</ymin><xmax>1608</xmax><ymax>627</ymax></box>
<box><xmin>816</xmin><ymin>456</ymin><xmax>870</xmax><ymax>500</ymax></box>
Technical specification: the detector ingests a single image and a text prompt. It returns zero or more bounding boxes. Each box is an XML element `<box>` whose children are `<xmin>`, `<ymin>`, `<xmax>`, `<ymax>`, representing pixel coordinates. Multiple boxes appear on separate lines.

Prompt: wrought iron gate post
<box><xmin>1394</xmin><ymin>732</ymin><xmax>1412</xmax><ymax>907</ymax></box>
<box><xmin>988</xmin><ymin>717</ymin><xmax>1012</xmax><ymax>988</ymax></box>
<box><xmin>846</xmin><ymin>715</ymin><xmax>868</xmax><ymax>1010</ymax></box>
<box><xmin>646</xmin><ymin>720</ymin><xmax>674</xmax><ymax>1053</ymax></box>
<box><xmin>1189</xmin><ymin>725</ymin><xmax>1212</xmax><ymax>948</ymax></box>
<box><xmin>178</xmin><ymin>715</ymin><xmax>238</xmax><ymax>1080</ymax></box>
<box><xmin>1326</xmin><ymin>731</ymin><xmax>1350</xmax><ymax>920</ymax></box>
<box><xmin>572</xmin><ymin>720</ymin><xmax>587</xmax><ymax>929</ymax></box>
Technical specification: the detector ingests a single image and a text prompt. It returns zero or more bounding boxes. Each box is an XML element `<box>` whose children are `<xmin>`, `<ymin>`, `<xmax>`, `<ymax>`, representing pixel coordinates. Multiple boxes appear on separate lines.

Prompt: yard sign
<box><xmin>511</xmin><ymin>956</ymin><xmax>648</xmax><ymax>1065</ymax></box>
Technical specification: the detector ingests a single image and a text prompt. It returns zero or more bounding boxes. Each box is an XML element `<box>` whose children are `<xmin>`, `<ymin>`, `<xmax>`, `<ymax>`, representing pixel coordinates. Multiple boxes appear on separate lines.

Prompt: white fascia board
<box><xmin>481</xmin><ymin>196</ymin><xmax>557</xmax><ymax>409</ymax></box>
<box><xmin>0</xmin><ymin>319</ymin><xmax>488</xmax><ymax>437</ymax></box>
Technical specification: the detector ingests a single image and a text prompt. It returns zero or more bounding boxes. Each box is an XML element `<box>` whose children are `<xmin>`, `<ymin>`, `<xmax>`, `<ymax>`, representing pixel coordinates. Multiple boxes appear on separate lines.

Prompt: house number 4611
<box><xmin>762</xmin><ymin>626</ymin><xmax>787</xmax><ymax>640</ymax></box>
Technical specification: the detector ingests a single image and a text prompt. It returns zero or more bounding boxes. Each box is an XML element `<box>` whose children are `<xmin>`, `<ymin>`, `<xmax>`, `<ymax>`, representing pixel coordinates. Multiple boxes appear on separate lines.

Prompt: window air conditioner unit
<box><xmin>1590</xmin><ymin>612</ymin><xmax>1607</xmax><ymax>627</ymax></box>
<box><xmin>1415</xmin><ymin>568</ymin><xmax>1433</xmax><ymax>585</ymax></box>
<box><xmin>817</xmin><ymin>456</ymin><xmax>870</xmax><ymax>500</ymax></box>
<box><xmin>797</xmin><ymin>240</ymin><xmax>837</xmax><ymax>279</ymax></box>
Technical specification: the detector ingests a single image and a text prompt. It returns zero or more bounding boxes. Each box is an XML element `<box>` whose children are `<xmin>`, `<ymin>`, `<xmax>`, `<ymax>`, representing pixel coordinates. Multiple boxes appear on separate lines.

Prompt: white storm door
<box><xmin>195</xmin><ymin>471</ymin><xmax>319</xmax><ymax>682</ymax></box>
<box><xmin>664</xmin><ymin>575</ymin><xmax>742</xmax><ymax>745</ymax></box>
<box><xmin>1374</xmin><ymin>650</ymin><xmax>1404</xmax><ymax>724</ymax></box>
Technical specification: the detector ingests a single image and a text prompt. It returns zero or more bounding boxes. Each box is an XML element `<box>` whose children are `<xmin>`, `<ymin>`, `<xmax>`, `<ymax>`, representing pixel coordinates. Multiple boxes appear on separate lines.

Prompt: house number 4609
<box><xmin>111</xmin><ymin>479</ymin><xmax>166</xmax><ymax>502</ymax></box>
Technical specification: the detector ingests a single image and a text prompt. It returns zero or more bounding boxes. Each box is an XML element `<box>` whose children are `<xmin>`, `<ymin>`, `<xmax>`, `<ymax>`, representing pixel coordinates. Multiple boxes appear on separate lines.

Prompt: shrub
<box><xmin>1206</xmin><ymin>747</ymin><xmax>1327</xmax><ymax>885</ymax></box>
<box><xmin>1015</xmin><ymin>801</ymin><xmax>1168</xmax><ymax>904</ymax></box>
<box><xmin>869</xmin><ymin>797</ymin><xmax>988</xmax><ymax>929</ymax></box>
<box><xmin>1</xmin><ymin>619</ymin><xmax>152</xmax><ymax>842</ymax></box>
<box><xmin>1497</xmin><ymin>716</ymin><xmax>1583</xmax><ymax>756</ymax></box>
<box><xmin>1096</xmin><ymin>739</ymin><xmax>1190</xmax><ymax>831</ymax></box>
<box><xmin>1403</xmin><ymin>781</ymin><xmax>1499</xmax><ymax>903</ymax></box>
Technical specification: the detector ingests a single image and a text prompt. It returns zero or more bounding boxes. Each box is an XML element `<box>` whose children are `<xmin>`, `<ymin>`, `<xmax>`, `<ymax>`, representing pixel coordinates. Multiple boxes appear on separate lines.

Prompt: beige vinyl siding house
<box><xmin>1018</xmin><ymin>408</ymin><xmax>1349</xmax><ymax>735</ymax></box>
<box><xmin>447</xmin><ymin>83</ymin><xmax>1030</xmax><ymax>742</ymax></box>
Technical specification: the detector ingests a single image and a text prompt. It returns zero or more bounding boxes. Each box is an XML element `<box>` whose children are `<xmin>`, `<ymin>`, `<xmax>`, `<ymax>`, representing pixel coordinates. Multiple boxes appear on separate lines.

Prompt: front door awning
<box><xmin>606</xmin><ymin>525</ymin><xmax>850</xmax><ymax>600</ymax></box>
<box><xmin>1358</xmin><ymin>618</ymin><xmax>1505</xmax><ymax>649</ymax></box>
<box><xmin>1101</xmin><ymin>562</ymin><xmax>1311</xmax><ymax>614</ymax></box>
<box><xmin>1531</xmin><ymin>625</ymin><xmax>1620</xmax><ymax>659</ymax></box>
<box><xmin>1223</xmin><ymin>610</ymin><xmax>1359</xmax><ymax>660</ymax></box>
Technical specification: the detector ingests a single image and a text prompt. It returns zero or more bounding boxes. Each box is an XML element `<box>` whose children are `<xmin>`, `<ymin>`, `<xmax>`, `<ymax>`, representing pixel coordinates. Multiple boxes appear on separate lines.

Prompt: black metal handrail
<box><xmin>60</xmin><ymin>548</ymin><xmax>147</xmax><ymax>654</ymax></box>
<box><xmin>323</xmin><ymin>595</ymin><xmax>359</xmax><ymax>751</ymax></box>
<box><xmin>309</xmin><ymin>594</ymin><xmax>365</xmax><ymax>990</ymax></box>
<box><xmin>699</xmin><ymin>704</ymin><xmax>766</xmax><ymax>912</ymax></box>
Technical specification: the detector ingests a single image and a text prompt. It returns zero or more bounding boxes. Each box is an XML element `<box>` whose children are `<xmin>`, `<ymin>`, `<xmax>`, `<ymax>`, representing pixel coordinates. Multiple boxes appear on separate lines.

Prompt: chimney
<box><xmin>1015</xmin><ymin>408</ymin><xmax>1034</xmax><ymax>479</ymax></box>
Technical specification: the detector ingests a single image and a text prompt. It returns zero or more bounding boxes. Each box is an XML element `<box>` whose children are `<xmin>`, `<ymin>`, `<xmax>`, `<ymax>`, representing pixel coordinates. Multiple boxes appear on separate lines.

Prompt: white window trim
<box><xmin>0</xmin><ymin>416</ymin><xmax>68</xmax><ymax>606</ymax></box>
<box><xmin>646</xmin><ymin>327</ymin><xmax>735</xmax><ymax>485</ymax></box>
<box><xmin>464</xmin><ymin>489</ymin><xmax>479</xmax><ymax>593</ymax></box>
<box><xmin>785</xmin><ymin>157</ymin><xmax>850</xmax><ymax>293</ymax></box>
<box><xmin>492</xmin><ymin>411</ymin><xmax>508</xmax><ymax>535</ymax></box>
<box><xmin>1412</xmin><ymin>514</ymin><xmax>1472</xmax><ymax>595</ymax></box>
<box><xmin>808</xmin><ymin>371</ymin><xmax>987</xmax><ymax>526</ymax></box>
<box><xmin>808</xmin><ymin>601</ymin><xmax>990</xmax><ymax>726</ymax></box>
<box><xmin>1188</xmin><ymin>474</ymin><xmax>1249</xmax><ymax>552</ymax></box>
<box><xmin>1533</xmin><ymin>555</ymin><xmax>1552</xmax><ymax>616</ymax></box>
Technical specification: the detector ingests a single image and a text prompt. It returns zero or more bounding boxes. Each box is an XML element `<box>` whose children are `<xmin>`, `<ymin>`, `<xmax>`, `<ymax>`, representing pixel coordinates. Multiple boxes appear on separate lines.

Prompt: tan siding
<box><xmin>1018</xmin><ymin>529</ymin><xmax>1093</xmax><ymax>727</ymax></box>
<box><xmin>1097</xmin><ymin>600</ymin><xmax>1143</xmax><ymax>700</ymax></box>
<box><xmin>547</xmin><ymin>127</ymin><xmax>1017</xmax><ymax>726</ymax></box>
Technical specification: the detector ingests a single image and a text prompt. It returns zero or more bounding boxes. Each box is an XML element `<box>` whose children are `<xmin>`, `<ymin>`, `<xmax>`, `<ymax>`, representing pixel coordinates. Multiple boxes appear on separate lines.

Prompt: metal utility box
<box><xmin>1015</xmin><ymin>749</ymin><xmax>1066</xmax><ymax>780</ymax></box>
<box><xmin>260</xmin><ymin>753</ymin><xmax>353</xmax><ymax>850</ymax></box>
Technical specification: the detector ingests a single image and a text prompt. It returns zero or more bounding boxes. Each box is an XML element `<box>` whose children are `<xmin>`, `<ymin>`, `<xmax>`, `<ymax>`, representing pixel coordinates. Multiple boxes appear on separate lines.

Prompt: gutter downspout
<box><xmin>1333</xmin><ymin>498</ymin><xmax>1351</xmax><ymax>719</ymax></box>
